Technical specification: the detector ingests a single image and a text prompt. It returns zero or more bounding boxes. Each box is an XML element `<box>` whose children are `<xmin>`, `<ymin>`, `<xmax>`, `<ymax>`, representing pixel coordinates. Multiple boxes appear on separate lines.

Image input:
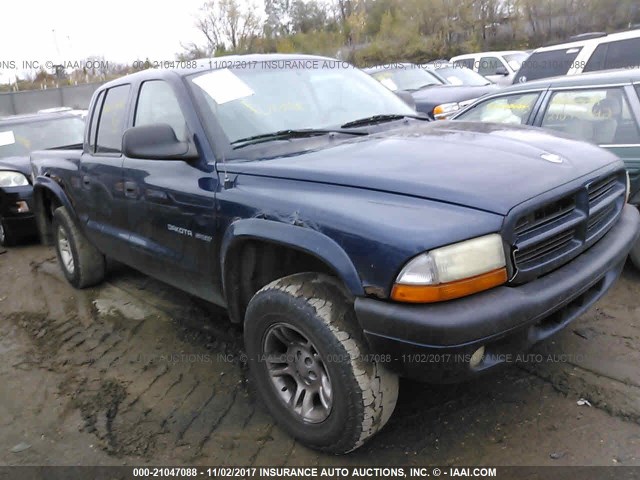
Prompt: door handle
<box><xmin>124</xmin><ymin>181</ymin><xmax>138</xmax><ymax>197</ymax></box>
<box><xmin>82</xmin><ymin>176</ymin><xmax>91</xmax><ymax>187</ymax></box>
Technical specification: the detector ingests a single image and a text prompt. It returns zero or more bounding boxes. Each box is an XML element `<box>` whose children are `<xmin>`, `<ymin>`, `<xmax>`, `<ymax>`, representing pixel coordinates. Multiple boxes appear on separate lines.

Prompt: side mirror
<box><xmin>122</xmin><ymin>124</ymin><xmax>198</xmax><ymax>161</ymax></box>
<box><xmin>494</xmin><ymin>65</ymin><xmax>509</xmax><ymax>76</ymax></box>
<box><xmin>395</xmin><ymin>90</ymin><xmax>417</xmax><ymax>111</ymax></box>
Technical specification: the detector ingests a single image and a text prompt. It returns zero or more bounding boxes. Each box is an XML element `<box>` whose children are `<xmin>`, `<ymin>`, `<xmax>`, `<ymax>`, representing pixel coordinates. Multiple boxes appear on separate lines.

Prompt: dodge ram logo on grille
<box><xmin>540</xmin><ymin>153</ymin><xmax>564</xmax><ymax>163</ymax></box>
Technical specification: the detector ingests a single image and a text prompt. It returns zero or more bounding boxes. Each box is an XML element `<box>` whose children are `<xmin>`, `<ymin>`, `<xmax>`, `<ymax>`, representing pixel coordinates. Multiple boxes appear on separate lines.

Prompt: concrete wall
<box><xmin>0</xmin><ymin>82</ymin><xmax>104</xmax><ymax>116</ymax></box>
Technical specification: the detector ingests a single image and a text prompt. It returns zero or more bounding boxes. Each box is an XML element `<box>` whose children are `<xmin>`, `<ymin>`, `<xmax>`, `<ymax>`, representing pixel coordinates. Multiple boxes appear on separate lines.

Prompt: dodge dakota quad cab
<box><xmin>30</xmin><ymin>54</ymin><xmax>640</xmax><ymax>454</ymax></box>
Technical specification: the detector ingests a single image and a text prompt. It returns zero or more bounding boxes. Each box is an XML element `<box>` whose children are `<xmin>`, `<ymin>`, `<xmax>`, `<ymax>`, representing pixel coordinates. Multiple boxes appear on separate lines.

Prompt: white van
<box><xmin>450</xmin><ymin>50</ymin><xmax>529</xmax><ymax>86</ymax></box>
<box><xmin>513</xmin><ymin>29</ymin><xmax>640</xmax><ymax>84</ymax></box>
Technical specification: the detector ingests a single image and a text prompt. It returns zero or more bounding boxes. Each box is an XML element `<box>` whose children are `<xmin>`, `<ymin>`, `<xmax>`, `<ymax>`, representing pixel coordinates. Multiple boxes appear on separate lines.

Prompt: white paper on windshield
<box><xmin>192</xmin><ymin>69</ymin><xmax>255</xmax><ymax>104</ymax></box>
<box><xmin>0</xmin><ymin>131</ymin><xmax>15</xmax><ymax>147</ymax></box>
<box><xmin>379</xmin><ymin>78</ymin><xmax>398</xmax><ymax>91</ymax></box>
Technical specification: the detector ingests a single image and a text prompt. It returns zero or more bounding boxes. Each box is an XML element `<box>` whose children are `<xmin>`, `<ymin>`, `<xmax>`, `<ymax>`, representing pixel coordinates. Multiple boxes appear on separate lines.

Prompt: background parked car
<box><xmin>365</xmin><ymin>63</ymin><xmax>498</xmax><ymax>119</ymax></box>
<box><xmin>423</xmin><ymin>61</ymin><xmax>495</xmax><ymax>87</ymax></box>
<box><xmin>451</xmin><ymin>68</ymin><xmax>640</xmax><ymax>264</ymax></box>
<box><xmin>450</xmin><ymin>50</ymin><xmax>529</xmax><ymax>86</ymax></box>
<box><xmin>514</xmin><ymin>29</ymin><xmax>640</xmax><ymax>84</ymax></box>
<box><xmin>0</xmin><ymin>112</ymin><xmax>85</xmax><ymax>246</ymax></box>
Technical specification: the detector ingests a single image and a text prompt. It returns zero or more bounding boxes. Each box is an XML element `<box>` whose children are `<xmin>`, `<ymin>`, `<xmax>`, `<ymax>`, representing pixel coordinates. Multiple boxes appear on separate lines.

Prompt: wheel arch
<box><xmin>32</xmin><ymin>178</ymin><xmax>77</xmax><ymax>245</ymax></box>
<box><xmin>220</xmin><ymin>219</ymin><xmax>364</xmax><ymax>323</ymax></box>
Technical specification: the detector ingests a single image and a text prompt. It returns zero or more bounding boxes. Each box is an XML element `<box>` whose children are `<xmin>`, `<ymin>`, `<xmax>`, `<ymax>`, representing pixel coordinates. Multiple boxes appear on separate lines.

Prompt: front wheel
<box><xmin>0</xmin><ymin>216</ymin><xmax>16</xmax><ymax>247</ymax></box>
<box><xmin>53</xmin><ymin>207</ymin><xmax>106</xmax><ymax>288</ymax></box>
<box><xmin>244</xmin><ymin>273</ymin><xmax>399</xmax><ymax>454</ymax></box>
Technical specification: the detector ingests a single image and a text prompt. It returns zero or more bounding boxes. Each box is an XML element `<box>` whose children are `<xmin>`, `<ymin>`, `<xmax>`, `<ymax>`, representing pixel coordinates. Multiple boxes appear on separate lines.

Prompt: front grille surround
<box><xmin>504</xmin><ymin>170</ymin><xmax>626</xmax><ymax>284</ymax></box>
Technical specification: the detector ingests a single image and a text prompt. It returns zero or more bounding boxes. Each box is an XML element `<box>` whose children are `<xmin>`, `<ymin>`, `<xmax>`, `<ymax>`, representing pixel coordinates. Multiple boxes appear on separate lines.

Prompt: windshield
<box><xmin>434</xmin><ymin>66</ymin><xmax>492</xmax><ymax>86</ymax></box>
<box><xmin>504</xmin><ymin>53</ymin><xmax>530</xmax><ymax>72</ymax></box>
<box><xmin>0</xmin><ymin>117</ymin><xmax>85</xmax><ymax>159</ymax></box>
<box><xmin>370</xmin><ymin>67</ymin><xmax>444</xmax><ymax>92</ymax></box>
<box><xmin>188</xmin><ymin>63</ymin><xmax>416</xmax><ymax>145</ymax></box>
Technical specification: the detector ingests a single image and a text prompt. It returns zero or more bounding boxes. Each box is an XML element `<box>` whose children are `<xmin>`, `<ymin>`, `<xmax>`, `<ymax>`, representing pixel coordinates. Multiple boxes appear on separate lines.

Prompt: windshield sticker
<box><xmin>0</xmin><ymin>131</ymin><xmax>15</xmax><ymax>147</ymax></box>
<box><xmin>193</xmin><ymin>69</ymin><xmax>255</xmax><ymax>104</ymax></box>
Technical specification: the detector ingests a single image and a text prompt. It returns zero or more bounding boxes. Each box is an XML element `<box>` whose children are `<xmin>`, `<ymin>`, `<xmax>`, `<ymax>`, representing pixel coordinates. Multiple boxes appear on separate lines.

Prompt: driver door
<box><xmin>122</xmin><ymin>80</ymin><xmax>218</xmax><ymax>298</ymax></box>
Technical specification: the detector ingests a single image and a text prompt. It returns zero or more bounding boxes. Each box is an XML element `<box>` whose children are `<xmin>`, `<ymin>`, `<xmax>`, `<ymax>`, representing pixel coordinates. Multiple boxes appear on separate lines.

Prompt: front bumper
<box><xmin>355</xmin><ymin>204</ymin><xmax>640</xmax><ymax>382</ymax></box>
<box><xmin>0</xmin><ymin>185</ymin><xmax>37</xmax><ymax>239</ymax></box>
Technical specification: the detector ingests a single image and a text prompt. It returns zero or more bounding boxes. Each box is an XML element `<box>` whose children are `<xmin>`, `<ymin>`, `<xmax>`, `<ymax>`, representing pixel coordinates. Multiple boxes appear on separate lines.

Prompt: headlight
<box><xmin>625</xmin><ymin>171</ymin><xmax>631</xmax><ymax>203</ymax></box>
<box><xmin>433</xmin><ymin>102</ymin><xmax>460</xmax><ymax>119</ymax></box>
<box><xmin>0</xmin><ymin>171</ymin><xmax>29</xmax><ymax>187</ymax></box>
<box><xmin>391</xmin><ymin>233</ymin><xmax>507</xmax><ymax>303</ymax></box>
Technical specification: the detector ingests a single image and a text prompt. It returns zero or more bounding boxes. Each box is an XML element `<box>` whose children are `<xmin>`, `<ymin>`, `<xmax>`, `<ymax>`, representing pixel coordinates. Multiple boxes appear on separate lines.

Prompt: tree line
<box><xmin>179</xmin><ymin>0</ymin><xmax>640</xmax><ymax>66</ymax></box>
<box><xmin>3</xmin><ymin>0</ymin><xmax>639</xmax><ymax>92</ymax></box>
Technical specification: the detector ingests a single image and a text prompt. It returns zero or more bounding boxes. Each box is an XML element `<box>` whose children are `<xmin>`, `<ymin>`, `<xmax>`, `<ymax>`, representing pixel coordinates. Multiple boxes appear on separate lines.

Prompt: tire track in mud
<box><xmin>9</xmin><ymin>257</ymin><xmax>257</xmax><ymax>461</ymax></box>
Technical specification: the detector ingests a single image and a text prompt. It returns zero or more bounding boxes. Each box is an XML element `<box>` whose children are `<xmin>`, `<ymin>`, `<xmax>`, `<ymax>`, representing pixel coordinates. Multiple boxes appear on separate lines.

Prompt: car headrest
<box><xmin>592</xmin><ymin>98</ymin><xmax>621</xmax><ymax>119</ymax></box>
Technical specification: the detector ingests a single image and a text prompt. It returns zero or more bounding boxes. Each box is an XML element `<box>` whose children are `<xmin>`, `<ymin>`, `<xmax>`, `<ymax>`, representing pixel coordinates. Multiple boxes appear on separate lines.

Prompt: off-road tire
<box><xmin>53</xmin><ymin>206</ymin><xmax>106</xmax><ymax>288</ymax></box>
<box><xmin>244</xmin><ymin>272</ymin><xmax>399</xmax><ymax>454</ymax></box>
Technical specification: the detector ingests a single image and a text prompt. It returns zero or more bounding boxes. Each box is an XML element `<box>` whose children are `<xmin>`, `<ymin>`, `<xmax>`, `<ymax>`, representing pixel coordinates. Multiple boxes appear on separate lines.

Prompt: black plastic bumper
<box><xmin>0</xmin><ymin>186</ymin><xmax>37</xmax><ymax>239</ymax></box>
<box><xmin>354</xmin><ymin>205</ymin><xmax>640</xmax><ymax>383</ymax></box>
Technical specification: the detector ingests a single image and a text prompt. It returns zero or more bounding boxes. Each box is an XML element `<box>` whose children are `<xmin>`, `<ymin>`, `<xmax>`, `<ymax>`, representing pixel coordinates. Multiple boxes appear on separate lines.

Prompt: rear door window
<box><xmin>455</xmin><ymin>92</ymin><xmax>540</xmax><ymax>124</ymax></box>
<box><xmin>87</xmin><ymin>90</ymin><xmax>105</xmax><ymax>153</ymax></box>
<box><xmin>603</xmin><ymin>38</ymin><xmax>640</xmax><ymax>70</ymax></box>
<box><xmin>96</xmin><ymin>85</ymin><xmax>131</xmax><ymax>154</ymax></box>
<box><xmin>585</xmin><ymin>38</ymin><xmax>640</xmax><ymax>72</ymax></box>
<box><xmin>541</xmin><ymin>88</ymin><xmax>640</xmax><ymax>145</ymax></box>
<box><xmin>514</xmin><ymin>47</ymin><xmax>582</xmax><ymax>83</ymax></box>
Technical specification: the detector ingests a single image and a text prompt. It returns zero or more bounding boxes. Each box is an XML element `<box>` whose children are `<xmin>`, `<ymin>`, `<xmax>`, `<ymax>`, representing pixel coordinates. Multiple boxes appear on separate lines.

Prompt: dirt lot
<box><xmin>1</xmin><ymin>243</ymin><xmax>639</xmax><ymax>467</ymax></box>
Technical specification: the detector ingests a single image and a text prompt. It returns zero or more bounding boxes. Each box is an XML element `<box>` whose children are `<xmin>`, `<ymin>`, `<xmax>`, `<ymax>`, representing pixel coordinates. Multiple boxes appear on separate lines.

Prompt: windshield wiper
<box><xmin>340</xmin><ymin>114</ymin><xmax>428</xmax><ymax>129</ymax></box>
<box><xmin>231</xmin><ymin>128</ymin><xmax>366</xmax><ymax>149</ymax></box>
<box><xmin>405</xmin><ymin>83</ymin><xmax>438</xmax><ymax>92</ymax></box>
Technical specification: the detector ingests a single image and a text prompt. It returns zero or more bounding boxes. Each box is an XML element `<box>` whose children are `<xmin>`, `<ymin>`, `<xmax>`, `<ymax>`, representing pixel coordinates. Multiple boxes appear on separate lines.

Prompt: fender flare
<box><xmin>32</xmin><ymin>177</ymin><xmax>78</xmax><ymax>222</ymax></box>
<box><xmin>220</xmin><ymin>218</ymin><xmax>365</xmax><ymax>297</ymax></box>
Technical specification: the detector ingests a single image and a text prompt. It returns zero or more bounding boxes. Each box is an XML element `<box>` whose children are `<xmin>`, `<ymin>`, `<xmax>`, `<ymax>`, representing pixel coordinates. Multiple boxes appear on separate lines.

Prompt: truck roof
<box><xmin>100</xmin><ymin>53</ymin><xmax>337</xmax><ymax>90</ymax></box>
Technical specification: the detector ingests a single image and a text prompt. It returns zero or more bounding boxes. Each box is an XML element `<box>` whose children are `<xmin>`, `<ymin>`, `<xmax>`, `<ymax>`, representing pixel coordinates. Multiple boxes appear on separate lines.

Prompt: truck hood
<box><xmin>227</xmin><ymin>121</ymin><xmax>621</xmax><ymax>215</ymax></box>
<box><xmin>0</xmin><ymin>156</ymin><xmax>31</xmax><ymax>176</ymax></box>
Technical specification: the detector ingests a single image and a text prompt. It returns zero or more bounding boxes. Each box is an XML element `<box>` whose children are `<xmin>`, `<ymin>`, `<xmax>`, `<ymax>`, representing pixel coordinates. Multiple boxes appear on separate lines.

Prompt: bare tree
<box><xmin>196</xmin><ymin>0</ymin><xmax>262</xmax><ymax>52</ymax></box>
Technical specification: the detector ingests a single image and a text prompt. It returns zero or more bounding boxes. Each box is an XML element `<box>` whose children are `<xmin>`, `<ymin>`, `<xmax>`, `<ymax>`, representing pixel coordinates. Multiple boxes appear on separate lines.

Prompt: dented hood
<box><xmin>227</xmin><ymin>121</ymin><xmax>622</xmax><ymax>215</ymax></box>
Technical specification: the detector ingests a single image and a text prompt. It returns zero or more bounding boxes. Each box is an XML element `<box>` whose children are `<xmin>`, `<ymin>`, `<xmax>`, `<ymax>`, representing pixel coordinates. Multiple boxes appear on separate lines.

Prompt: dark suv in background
<box><xmin>0</xmin><ymin>112</ymin><xmax>85</xmax><ymax>246</ymax></box>
<box><xmin>365</xmin><ymin>63</ymin><xmax>498</xmax><ymax>119</ymax></box>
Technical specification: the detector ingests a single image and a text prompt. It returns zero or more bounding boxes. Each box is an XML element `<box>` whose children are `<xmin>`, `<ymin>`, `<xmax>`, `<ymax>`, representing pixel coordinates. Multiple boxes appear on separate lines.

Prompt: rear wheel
<box><xmin>244</xmin><ymin>273</ymin><xmax>399</xmax><ymax>454</ymax></box>
<box><xmin>53</xmin><ymin>207</ymin><xmax>106</xmax><ymax>288</ymax></box>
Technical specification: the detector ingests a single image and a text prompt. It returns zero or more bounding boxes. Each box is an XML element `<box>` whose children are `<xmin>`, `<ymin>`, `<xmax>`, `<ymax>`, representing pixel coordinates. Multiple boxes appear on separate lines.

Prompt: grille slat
<box><xmin>515</xmin><ymin>229</ymin><xmax>575</xmax><ymax>265</ymax></box>
<box><xmin>588</xmin><ymin>175</ymin><xmax>617</xmax><ymax>205</ymax></box>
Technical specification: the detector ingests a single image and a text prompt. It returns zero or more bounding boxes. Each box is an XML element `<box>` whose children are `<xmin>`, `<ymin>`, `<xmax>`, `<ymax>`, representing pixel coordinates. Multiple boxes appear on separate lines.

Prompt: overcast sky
<box><xmin>1</xmin><ymin>0</ymin><xmax>213</xmax><ymax>83</ymax></box>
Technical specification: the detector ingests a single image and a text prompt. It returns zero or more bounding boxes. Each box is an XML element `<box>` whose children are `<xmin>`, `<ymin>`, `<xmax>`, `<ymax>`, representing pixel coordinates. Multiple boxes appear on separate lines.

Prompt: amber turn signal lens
<box><xmin>391</xmin><ymin>267</ymin><xmax>508</xmax><ymax>303</ymax></box>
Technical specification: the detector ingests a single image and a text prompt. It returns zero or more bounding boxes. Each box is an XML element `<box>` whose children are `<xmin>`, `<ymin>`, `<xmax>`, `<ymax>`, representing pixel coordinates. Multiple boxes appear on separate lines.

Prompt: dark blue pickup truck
<box><xmin>30</xmin><ymin>54</ymin><xmax>640</xmax><ymax>454</ymax></box>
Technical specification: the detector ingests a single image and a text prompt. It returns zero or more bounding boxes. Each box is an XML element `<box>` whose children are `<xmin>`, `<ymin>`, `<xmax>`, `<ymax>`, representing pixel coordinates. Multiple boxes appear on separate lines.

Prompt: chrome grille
<box><xmin>509</xmin><ymin>171</ymin><xmax>625</xmax><ymax>283</ymax></box>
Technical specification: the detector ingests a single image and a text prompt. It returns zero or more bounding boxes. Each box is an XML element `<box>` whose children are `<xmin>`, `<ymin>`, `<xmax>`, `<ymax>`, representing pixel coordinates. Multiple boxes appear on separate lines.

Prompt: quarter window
<box><xmin>455</xmin><ymin>93</ymin><xmax>540</xmax><ymax>124</ymax></box>
<box><xmin>541</xmin><ymin>88</ymin><xmax>640</xmax><ymax>145</ymax></box>
<box><xmin>135</xmin><ymin>81</ymin><xmax>187</xmax><ymax>140</ymax></box>
<box><xmin>96</xmin><ymin>85</ymin><xmax>130</xmax><ymax>154</ymax></box>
